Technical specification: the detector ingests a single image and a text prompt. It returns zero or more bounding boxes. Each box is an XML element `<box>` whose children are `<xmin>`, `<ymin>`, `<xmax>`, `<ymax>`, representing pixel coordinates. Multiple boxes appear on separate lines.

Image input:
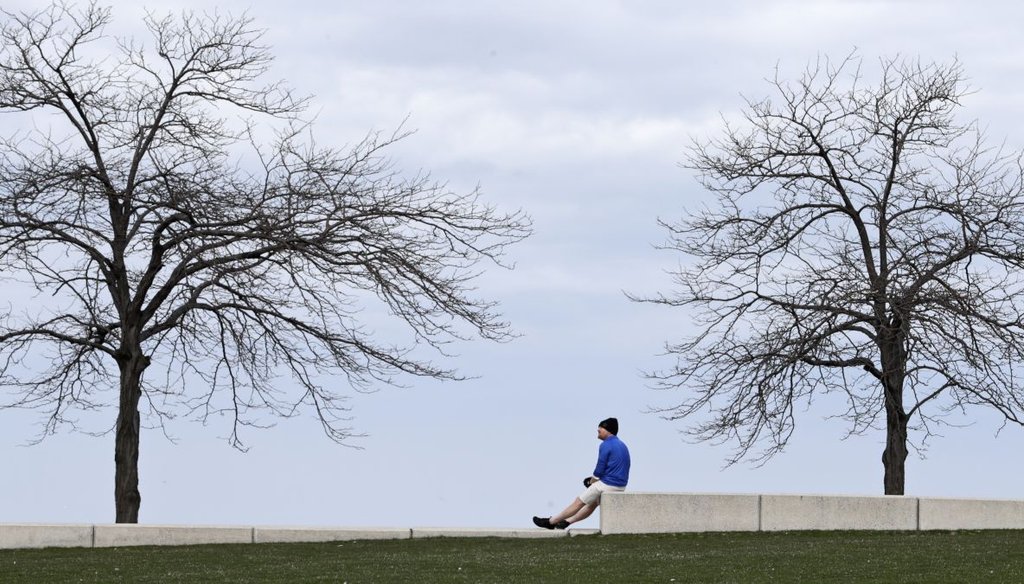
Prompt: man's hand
<box><xmin>583</xmin><ymin>476</ymin><xmax>595</xmax><ymax>488</ymax></box>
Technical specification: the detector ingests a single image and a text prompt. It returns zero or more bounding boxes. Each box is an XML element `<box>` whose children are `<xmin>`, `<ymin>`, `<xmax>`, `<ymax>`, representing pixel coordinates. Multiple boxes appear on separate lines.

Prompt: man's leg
<box><xmin>548</xmin><ymin>498</ymin><xmax>586</xmax><ymax>524</ymax></box>
<box><xmin>565</xmin><ymin>501</ymin><xmax>599</xmax><ymax>524</ymax></box>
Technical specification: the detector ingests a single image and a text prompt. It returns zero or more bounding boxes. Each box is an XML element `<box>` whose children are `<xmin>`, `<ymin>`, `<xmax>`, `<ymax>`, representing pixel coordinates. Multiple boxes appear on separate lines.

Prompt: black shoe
<box><xmin>532</xmin><ymin>516</ymin><xmax>554</xmax><ymax>529</ymax></box>
<box><xmin>553</xmin><ymin>519</ymin><xmax>570</xmax><ymax>530</ymax></box>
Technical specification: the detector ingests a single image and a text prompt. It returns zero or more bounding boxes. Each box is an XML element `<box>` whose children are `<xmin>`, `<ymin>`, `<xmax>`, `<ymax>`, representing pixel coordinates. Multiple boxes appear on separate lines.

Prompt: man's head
<box><xmin>598</xmin><ymin>417</ymin><xmax>618</xmax><ymax>439</ymax></box>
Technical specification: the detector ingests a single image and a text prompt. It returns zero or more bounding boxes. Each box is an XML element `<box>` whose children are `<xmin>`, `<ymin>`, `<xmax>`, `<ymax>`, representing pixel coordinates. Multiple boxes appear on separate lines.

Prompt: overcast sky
<box><xmin>3</xmin><ymin>0</ymin><xmax>1024</xmax><ymax>529</ymax></box>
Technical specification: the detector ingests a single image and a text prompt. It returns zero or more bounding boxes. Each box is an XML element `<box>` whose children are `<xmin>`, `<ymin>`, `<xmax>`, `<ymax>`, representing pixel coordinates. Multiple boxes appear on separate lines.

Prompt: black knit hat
<box><xmin>598</xmin><ymin>417</ymin><xmax>618</xmax><ymax>435</ymax></box>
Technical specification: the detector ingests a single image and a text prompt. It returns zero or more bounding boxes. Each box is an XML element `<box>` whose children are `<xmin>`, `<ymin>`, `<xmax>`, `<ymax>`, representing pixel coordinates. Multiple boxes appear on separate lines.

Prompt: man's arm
<box><xmin>592</xmin><ymin>441</ymin><xmax>611</xmax><ymax>479</ymax></box>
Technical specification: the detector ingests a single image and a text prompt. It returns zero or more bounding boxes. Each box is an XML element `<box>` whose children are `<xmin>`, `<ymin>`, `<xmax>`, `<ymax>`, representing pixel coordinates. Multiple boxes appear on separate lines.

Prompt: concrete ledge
<box><xmin>0</xmin><ymin>524</ymin><xmax>93</xmax><ymax>549</ymax></box>
<box><xmin>8</xmin><ymin>492</ymin><xmax>1024</xmax><ymax>549</ymax></box>
<box><xmin>919</xmin><ymin>497</ymin><xmax>1024</xmax><ymax>530</ymax></box>
<box><xmin>93</xmin><ymin>524</ymin><xmax>253</xmax><ymax>548</ymax></box>
<box><xmin>412</xmin><ymin>528</ymin><xmax>568</xmax><ymax>539</ymax></box>
<box><xmin>601</xmin><ymin>492</ymin><xmax>760</xmax><ymax>534</ymax></box>
<box><xmin>760</xmin><ymin>494</ymin><xmax>917</xmax><ymax>531</ymax></box>
<box><xmin>255</xmin><ymin>527</ymin><xmax>410</xmax><ymax>543</ymax></box>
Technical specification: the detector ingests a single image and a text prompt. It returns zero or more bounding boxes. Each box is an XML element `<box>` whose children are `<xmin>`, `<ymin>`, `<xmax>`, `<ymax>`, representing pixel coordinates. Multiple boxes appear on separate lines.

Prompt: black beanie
<box><xmin>599</xmin><ymin>417</ymin><xmax>618</xmax><ymax>435</ymax></box>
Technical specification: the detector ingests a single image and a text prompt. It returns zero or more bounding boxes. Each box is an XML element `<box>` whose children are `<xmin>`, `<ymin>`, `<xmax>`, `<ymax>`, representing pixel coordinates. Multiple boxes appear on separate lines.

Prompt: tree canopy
<box><xmin>0</xmin><ymin>2</ymin><xmax>529</xmax><ymax>521</ymax></box>
<box><xmin>642</xmin><ymin>54</ymin><xmax>1024</xmax><ymax>494</ymax></box>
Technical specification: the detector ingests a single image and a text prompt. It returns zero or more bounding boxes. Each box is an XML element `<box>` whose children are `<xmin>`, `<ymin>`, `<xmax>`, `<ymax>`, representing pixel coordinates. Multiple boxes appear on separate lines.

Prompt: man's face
<box><xmin>597</xmin><ymin>426</ymin><xmax>610</xmax><ymax>440</ymax></box>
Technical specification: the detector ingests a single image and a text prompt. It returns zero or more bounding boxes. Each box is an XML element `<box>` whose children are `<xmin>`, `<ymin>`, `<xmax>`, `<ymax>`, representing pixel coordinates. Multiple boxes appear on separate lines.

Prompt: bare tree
<box><xmin>0</xmin><ymin>3</ymin><xmax>529</xmax><ymax>522</ymax></box>
<box><xmin>639</xmin><ymin>54</ymin><xmax>1024</xmax><ymax>495</ymax></box>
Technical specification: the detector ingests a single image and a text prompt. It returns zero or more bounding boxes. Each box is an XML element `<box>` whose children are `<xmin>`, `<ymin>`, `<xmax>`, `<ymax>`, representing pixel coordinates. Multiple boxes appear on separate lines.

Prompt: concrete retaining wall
<box><xmin>0</xmin><ymin>524</ymin><xmax>94</xmax><ymax>549</ymax></box>
<box><xmin>0</xmin><ymin>525</ymin><xmax>586</xmax><ymax>550</ymax></box>
<box><xmin>919</xmin><ymin>497</ymin><xmax>1024</xmax><ymax>530</ymax></box>
<box><xmin>254</xmin><ymin>527</ymin><xmax>411</xmax><ymax>543</ymax></box>
<box><xmin>600</xmin><ymin>492</ymin><xmax>1024</xmax><ymax>534</ymax></box>
<box><xmin>93</xmin><ymin>524</ymin><xmax>253</xmax><ymax>548</ymax></box>
<box><xmin>601</xmin><ymin>493</ymin><xmax>760</xmax><ymax>534</ymax></box>
<box><xmin>6</xmin><ymin>493</ymin><xmax>1024</xmax><ymax>549</ymax></box>
<box><xmin>412</xmin><ymin>527</ymin><xmax>572</xmax><ymax>539</ymax></box>
<box><xmin>760</xmin><ymin>494</ymin><xmax>918</xmax><ymax>531</ymax></box>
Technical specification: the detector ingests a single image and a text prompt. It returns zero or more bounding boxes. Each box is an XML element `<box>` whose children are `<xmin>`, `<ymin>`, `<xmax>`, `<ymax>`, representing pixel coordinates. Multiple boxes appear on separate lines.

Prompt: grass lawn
<box><xmin>2</xmin><ymin>530</ymin><xmax>1024</xmax><ymax>583</ymax></box>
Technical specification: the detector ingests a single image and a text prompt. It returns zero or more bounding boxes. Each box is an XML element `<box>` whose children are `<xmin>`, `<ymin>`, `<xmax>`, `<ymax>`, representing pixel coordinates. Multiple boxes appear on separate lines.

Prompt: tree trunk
<box><xmin>879</xmin><ymin>323</ymin><xmax>909</xmax><ymax>496</ymax></box>
<box><xmin>114</xmin><ymin>352</ymin><xmax>148</xmax><ymax>523</ymax></box>
<box><xmin>882</xmin><ymin>397</ymin><xmax>909</xmax><ymax>495</ymax></box>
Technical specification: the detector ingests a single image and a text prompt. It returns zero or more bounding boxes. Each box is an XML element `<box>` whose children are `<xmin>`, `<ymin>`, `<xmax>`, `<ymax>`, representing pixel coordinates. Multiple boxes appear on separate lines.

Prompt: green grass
<box><xmin>2</xmin><ymin>530</ymin><xmax>1024</xmax><ymax>583</ymax></box>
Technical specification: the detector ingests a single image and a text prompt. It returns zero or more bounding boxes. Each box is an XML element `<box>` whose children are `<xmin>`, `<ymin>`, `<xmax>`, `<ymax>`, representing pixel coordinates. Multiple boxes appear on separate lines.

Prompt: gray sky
<box><xmin>3</xmin><ymin>0</ymin><xmax>1024</xmax><ymax>528</ymax></box>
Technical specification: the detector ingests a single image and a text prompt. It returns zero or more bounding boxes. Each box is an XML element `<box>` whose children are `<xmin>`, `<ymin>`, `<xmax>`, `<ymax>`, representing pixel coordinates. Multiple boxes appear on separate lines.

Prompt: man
<box><xmin>533</xmin><ymin>417</ymin><xmax>630</xmax><ymax>529</ymax></box>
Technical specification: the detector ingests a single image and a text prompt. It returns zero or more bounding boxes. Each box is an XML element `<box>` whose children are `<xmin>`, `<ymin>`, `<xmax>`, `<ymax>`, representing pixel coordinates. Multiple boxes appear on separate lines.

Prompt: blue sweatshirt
<box><xmin>593</xmin><ymin>435</ymin><xmax>630</xmax><ymax>487</ymax></box>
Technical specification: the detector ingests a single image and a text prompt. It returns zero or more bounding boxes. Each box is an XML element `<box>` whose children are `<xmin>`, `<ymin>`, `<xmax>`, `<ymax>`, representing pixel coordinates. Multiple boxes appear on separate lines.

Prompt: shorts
<box><xmin>579</xmin><ymin>480</ymin><xmax>625</xmax><ymax>506</ymax></box>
